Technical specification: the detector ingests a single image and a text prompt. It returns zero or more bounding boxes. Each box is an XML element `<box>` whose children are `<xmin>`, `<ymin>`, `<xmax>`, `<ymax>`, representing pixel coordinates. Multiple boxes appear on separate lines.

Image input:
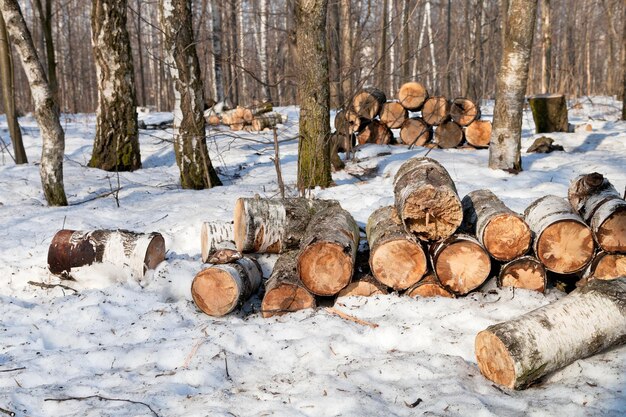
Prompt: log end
<box><xmin>144</xmin><ymin>233</ymin><xmax>166</xmax><ymax>271</ymax></box>
<box><xmin>465</xmin><ymin>120</ymin><xmax>492</xmax><ymax>148</ymax></box>
<box><xmin>298</xmin><ymin>242</ymin><xmax>353</xmax><ymax>296</ymax></box>
<box><xmin>397</xmin><ymin>82</ymin><xmax>428</xmax><ymax>111</ymax></box>
<box><xmin>401</xmin><ymin>186</ymin><xmax>463</xmax><ymax>241</ymax></box>
<box><xmin>370</xmin><ymin>239</ymin><xmax>427</xmax><ymax>290</ymax></box>
<box><xmin>47</xmin><ymin>229</ymin><xmax>81</xmax><ymax>275</ymax></box>
<box><xmin>450</xmin><ymin>98</ymin><xmax>479</xmax><ymax>126</ymax></box>
<box><xmin>435</xmin><ymin>239</ymin><xmax>491</xmax><ymax>294</ymax></box>
<box><xmin>191</xmin><ymin>268</ymin><xmax>239</xmax><ymax>317</ymax></box>
<box><xmin>475</xmin><ymin>330</ymin><xmax>516</xmax><ymax>389</ymax></box>
<box><xmin>483</xmin><ymin>214</ymin><xmax>532</xmax><ymax>261</ymax></box>
<box><xmin>537</xmin><ymin>220</ymin><xmax>595</xmax><ymax>274</ymax></box>
<box><xmin>407</xmin><ymin>282</ymin><xmax>454</xmax><ymax>298</ymax></box>
<box><xmin>499</xmin><ymin>258</ymin><xmax>547</xmax><ymax>292</ymax></box>
<box><xmin>596</xmin><ymin>207</ymin><xmax>626</xmax><ymax>253</ymax></box>
<box><xmin>337</xmin><ymin>279</ymin><xmax>387</xmax><ymax>298</ymax></box>
<box><xmin>593</xmin><ymin>253</ymin><xmax>626</xmax><ymax>280</ymax></box>
<box><xmin>261</xmin><ymin>284</ymin><xmax>316</xmax><ymax>318</ymax></box>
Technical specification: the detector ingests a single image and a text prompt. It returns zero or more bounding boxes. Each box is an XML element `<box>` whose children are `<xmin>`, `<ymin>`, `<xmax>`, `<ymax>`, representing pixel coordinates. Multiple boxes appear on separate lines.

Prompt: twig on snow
<box><xmin>44</xmin><ymin>395</ymin><xmax>160</xmax><ymax>417</ymax></box>
<box><xmin>0</xmin><ymin>367</ymin><xmax>25</xmax><ymax>373</ymax></box>
<box><xmin>28</xmin><ymin>281</ymin><xmax>78</xmax><ymax>293</ymax></box>
<box><xmin>0</xmin><ymin>405</ymin><xmax>15</xmax><ymax>416</ymax></box>
<box><xmin>324</xmin><ymin>307</ymin><xmax>378</xmax><ymax>328</ymax></box>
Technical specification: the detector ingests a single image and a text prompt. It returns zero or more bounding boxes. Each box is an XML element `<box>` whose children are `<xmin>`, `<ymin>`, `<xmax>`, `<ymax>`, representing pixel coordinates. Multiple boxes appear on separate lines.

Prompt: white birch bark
<box><xmin>237</xmin><ymin>0</ymin><xmax>247</xmax><ymax>101</ymax></box>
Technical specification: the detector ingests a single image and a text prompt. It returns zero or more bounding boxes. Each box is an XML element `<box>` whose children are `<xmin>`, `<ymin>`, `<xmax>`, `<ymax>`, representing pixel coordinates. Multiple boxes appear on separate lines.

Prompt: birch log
<box><xmin>352</xmin><ymin>88</ymin><xmax>386</xmax><ymax>119</ymax></box>
<box><xmin>47</xmin><ymin>229</ymin><xmax>166</xmax><ymax>278</ymax></box>
<box><xmin>394</xmin><ymin>157</ymin><xmax>463</xmax><ymax>241</ymax></box>
<box><xmin>583</xmin><ymin>252</ymin><xmax>626</xmax><ymax>281</ymax></box>
<box><xmin>568</xmin><ymin>172</ymin><xmax>626</xmax><ymax>252</ymax></box>
<box><xmin>498</xmin><ymin>256</ymin><xmax>547</xmax><ymax>292</ymax></box>
<box><xmin>449</xmin><ymin>97</ymin><xmax>480</xmax><ymax>126</ymax></box>
<box><xmin>380</xmin><ymin>101</ymin><xmax>408</xmax><ymax>129</ymax></box>
<box><xmin>462</xmin><ymin>189</ymin><xmax>532</xmax><ymax>261</ymax></box>
<box><xmin>406</xmin><ymin>273</ymin><xmax>455</xmax><ymax>298</ymax></box>
<box><xmin>397</xmin><ymin>81</ymin><xmax>428</xmax><ymax>111</ymax></box>
<box><xmin>297</xmin><ymin>205</ymin><xmax>360</xmax><ymax>296</ymax></box>
<box><xmin>475</xmin><ymin>277</ymin><xmax>626</xmax><ymax>389</ymax></box>
<box><xmin>524</xmin><ymin>195</ymin><xmax>595</xmax><ymax>274</ymax></box>
<box><xmin>399</xmin><ymin>117</ymin><xmax>431</xmax><ymax>146</ymax></box>
<box><xmin>336</xmin><ymin>274</ymin><xmax>388</xmax><ymax>298</ymax></box>
<box><xmin>366</xmin><ymin>206</ymin><xmax>427</xmax><ymax>290</ymax></box>
<box><xmin>356</xmin><ymin>119</ymin><xmax>394</xmax><ymax>145</ymax></box>
<box><xmin>200</xmin><ymin>221</ymin><xmax>241</xmax><ymax>264</ymax></box>
<box><xmin>422</xmin><ymin>96</ymin><xmax>450</xmax><ymax>126</ymax></box>
<box><xmin>191</xmin><ymin>257</ymin><xmax>262</xmax><ymax>317</ymax></box>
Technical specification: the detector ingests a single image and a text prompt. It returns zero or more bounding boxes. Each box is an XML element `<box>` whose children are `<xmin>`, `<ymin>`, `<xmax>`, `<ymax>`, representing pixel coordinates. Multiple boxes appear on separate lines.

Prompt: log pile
<box><xmin>203</xmin><ymin>102</ymin><xmax>288</xmax><ymax>132</ymax></box>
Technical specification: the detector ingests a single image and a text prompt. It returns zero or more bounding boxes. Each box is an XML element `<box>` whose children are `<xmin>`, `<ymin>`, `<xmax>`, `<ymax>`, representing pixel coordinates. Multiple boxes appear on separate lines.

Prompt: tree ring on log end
<box><xmin>593</xmin><ymin>253</ymin><xmax>626</xmax><ymax>280</ymax></box>
<box><xmin>371</xmin><ymin>239</ymin><xmax>426</xmax><ymax>290</ymax></box>
<box><xmin>475</xmin><ymin>330</ymin><xmax>515</xmax><ymax>389</ymax></box>
<box><xmin>435</xmin><ymin>239</ymin><xmax>491</xmax><ymax>294</ymax></box>
<box><xmin>299</xmin><ymin>242</ymin><xmax>352</xmax><ymax>296</ymax></box>
<box><xmin>483</xmin><ymin>214</ymin><xmax>531</xmax><ymax>261</ymax></box>
<box><xmin>499</xmin><ymin>259</ymin><xmax>546</xmax><ymax>292</ymax></box>
<box><xmin>401</xmin><ymin>186</ymin><xmax>463</xmax><ymax>241</ymax></box>
<box><xmin>407</xmin><ymin>284</ymin><xmax>454</xmax><ymax>298</ymax></box>
<box><xmin>261</xmin><ymin>284</ymin><xmax>316</xmax><ymax>318</ymax></box>
<box><xmin>536</xmin><ymin>220</ymin><xmax>594</xmax><ymax>274</ymax></box>
<box><xmin>596</xmin><ymin>207</ymin><xmax>626</xmax><ymax>252</ymax></box>
<box><xmin>191</xmin><ymin>268</ymin><xmax>239</xmax><ymax>316</ymax></box>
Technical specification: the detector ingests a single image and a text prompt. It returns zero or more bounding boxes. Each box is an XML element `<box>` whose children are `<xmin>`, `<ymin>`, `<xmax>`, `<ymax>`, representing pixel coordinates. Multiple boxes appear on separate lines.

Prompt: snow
<box><xmin>0</xmin><ymin>98</ymin><xmax>625</xmax><ymax>416</ymax></box>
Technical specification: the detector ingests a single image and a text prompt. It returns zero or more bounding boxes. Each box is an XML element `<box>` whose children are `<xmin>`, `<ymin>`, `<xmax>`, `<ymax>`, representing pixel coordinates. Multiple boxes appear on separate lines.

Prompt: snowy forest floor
<box><xmin>0</xmin><ymin>97</ymin><xmax>625</xmax><ymax>417</ymax></box>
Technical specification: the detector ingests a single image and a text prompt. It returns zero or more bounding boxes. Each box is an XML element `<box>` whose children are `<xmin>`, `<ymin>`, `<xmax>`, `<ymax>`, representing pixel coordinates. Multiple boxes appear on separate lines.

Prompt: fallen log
<box><xmin>497</xmin><ymin>256</ymin><xmax>547</xmax><ymax>293</ymax></box>
<box><xmin>221</xmin><ymin>106</ymin><xmax>247</xmax><ymax>126</ymax></box>
<box><xmin>583</xmin><ymin>251</ymin><xmax>626</xmax><ymax>281</ymax></box>
<box><xmin>398</xmin><ymin>117</ymin><xmax>431</xmax><ymax>146</ymax></box>
<box><xmin>431</xmin><ymin>233</ymin><xmax>491</xmax><ymax>295</ymax></box>
<box><xmin>261</xmin><ymin>251</ymin><xmax>316</xmax><ymax>318</ymax></box>
<box><xmin>397</xmin><ymin>81</ymin><xmax>428</xmax><ymax>111</ymax></box>
<box><xmin>344</xmin><ymin>109</ymin><xmax>368</xmax><ymax>134</ymax></box>
<box><xmin>366</xmin><ymin>206</ymin><xmax>427</xmax><ymax>290</ymax></box>
<box><xmin>393</xmin><ymin>157</ymin><xmax>463</xmax><ymax>241</ymax></box>
<box><xmin>406</xmin><ymin>273</ymin><xmax>455</xmax><ymax>298</ymax></box>
<box><xmin>464</xmin><ymin>120</ymin><xmax>492</xmax><ymax>148</ymax></box>
<box><xmin>524</xmin><ymin>195</ymin><xmax>595</xmax><ymax>274</ymax></box>
<box><xmin>475</xmin><ymin>277</ymin><xmax>626</xmax><ymax>389</ymax></box>
<box><xmin>527</xmin><ymin>94</ymin><xmax>569</xmax><ymax>133</ymax></box>
<box><xmin>352</xmin><ymin>88</ymin><xmax>386</xmax><ymax>119</ymax></box>
<box><xmin>247</xmin><ymin>101</ymin><xmax>273</xmax><ymax>117</ymax></box>
<box><xmin>568</xmin><ymin>172</ymin><xmax>626</xmax><ymax>252</ymax></box>
<box><xmin>200</xmin><ymin>221</ymin><xmax>241</xmax><ymax>264</ymax></box>
<box><xmin>462</xmin><ymin>189</ymin><xmax>532</xmax><ymax>261</ymax></box>
<box><xmin>297</xmin><ymin>205</ymin><xmax>359</xmax><ymax>296</ymax></box>
<box><xmin>47</xmin><ymin>229</ymin><xmax>165</xmax><ymax>278</ymax></box>
<box><xmin>421</xmin><ymin>96</ymin><xmax>450</xmax><ymax>126</ymax></box>
<box><xmin>329</xmin><ymin>132</ymin><xmax>348</xmax><ymax>171</ymax></box>
<box><xmin>191</xmin><ymin>257</ymin><xmax>262</xmax><ymax>317</ymax></box>
<box><xmin>336</xmin><ymin>274</ymin><xmax>388</xmax><ymax>298</ymax></box>
<box><xmin>449</xmin><ymin>97</ymin><xmax>480</xmax><ymax>126</ymax></box>
<box><xmin>380</xmin><ymin>101</ymin><xmax>409</xmax><ymax>129</ymax></box>
<box><xmin>433</xmin><ymin>120</ymin><xmax>464</xmax><ymax>148</ymax></box>
<box><xmin>356</xmin><ymin>119</ymin><xmax>394</xmax><ymax>145</ymax></box>
<box><xmin>250</xmin><ymin>112</ymin><xmax>286</xmax><ymax>131</ymax></box>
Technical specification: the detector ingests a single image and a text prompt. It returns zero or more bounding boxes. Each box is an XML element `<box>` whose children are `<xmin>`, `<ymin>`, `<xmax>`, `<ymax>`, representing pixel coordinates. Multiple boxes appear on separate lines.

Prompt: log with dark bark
<box><xmin>568</xmin><ymin>172</ymin><xmax>626</xmax><ymax>252</ymax></box>
<box><xmin>582</xmin><ymin>251</ymin><xmax>626</xmax><ymax>282</ymax></box>
<box><xmin>297</xmin><ymin>205</ymin><xmax>359</xmax><ymax>296</ymax></box>
<box><xmin>433</xmin><ymin>120</ymin><xmax>464</xmax><ymax>148</ymax></box>
<box><xmin>344</xmin><ymin>109</ymin><xmax>368</xmax><ymax>134</ymax></box>
<box><xmin>422</xmin><ymin>96</ymin><xmax>450</xmax><ymax>126</ymax></box>
<box><xmin>397</xmin><ymin>81</ymin><xmax>428</xmax><ymax>111</ymax></box>
<box><xmin>48</xmin><ymin>229</ymin><xmax>165</xmax><ymax>278</ymax></box>
<box><xmin>498</xmin><ymin>256</ymin><xmax>547</xmax><ymax>292</ymax></box>
<box><xmin>261</xmin><ymin>251</ymin><xmax>316</xmax><ymax>318</ymax></box>
<box><xmin>380</xmin><ymin>101</ymin><xmax>408</xmax><ymax>129</ymax></box>
<box><xmin>200</xmin><ymin>221</ymin><xmax>241</xmax><ymax>264</ymax></box>
<box><xmin>250</xmin><ymin>112</ymin><xmax>286</xmax><ymax>131</ymax></box>
<box><xmin>475</xmin><ymin>277</ymin><xmax>626</xmax><ymax>389</ymax></box>
<box><xmin>352</xmin><ymin>88</ymin><xmax>386</xmax><ymax>119</ymax></box>
<box><xmin>366</xmin><ymin>206</ymin><xmax>428</xmax><ymax>290</ymax></box>
<box><xmin>465</xmin><ymin>120</ymin><xmax>492</xmax><ymax>148</ymax></box>
<box><xmin>462</xmin><ymin>189</ymin><xmax>532</xmax><ymax>261</ymax></box>
<box><xmin>430</xmin><ymin>233</ymin><xmax>491</xmax><ymax>295</ymax></box>
<box><xmin>191</xmin><ymin>257</ymin><xmax>262</xmax><ymax>317</ymax></box>
<box><xmin>528</xmin><ymin>94</ymin><xmax>569</xmax><ymax>133</ymax></box>
<box><xmin>394</xmin><ymin>157</ymin><xmax>463</xmax><ymax>241</ymax></box>
<box><xmin>406</xmin><ymin>273</ymin><xmax>455</xmax><ymax>298</ymax></box>
<box><xmin>399</xmin><ymin>117</ymin><xmax>431</xmax><ymax>146</ymax></box>
<box><xmin>234</xmin><ymin>197</ymin><xmax>338</xmax><ymax>253</ymax></box>
<box><xmin>524</xmin><ymin>195</ymin><xmax>596</xmax><ymax>274</ymax></box>
<box><xmin>336</xmin><ymin>274</ymin><xmax>388</xmax><ymax>298</ymax></box>
<box><xmin>356</xmin><ymin>119</ymin><xmax>394</xmax><ymax>145</ymax></box>
<box><xmin>449</xmin><ymin>97</ymin><xmax>480</xmax><ymax>126</ymax></box>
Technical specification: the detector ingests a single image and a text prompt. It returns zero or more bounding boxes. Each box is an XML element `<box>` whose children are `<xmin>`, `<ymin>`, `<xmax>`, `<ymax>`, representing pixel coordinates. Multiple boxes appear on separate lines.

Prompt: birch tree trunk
<box><xmin>540</xmin><ymin>0</ymin><xmax>551</xmax><ymax>93</ymax></box>
<box><xmin>488</xmin><ymin>0</ymin><xmax>538</xmax><ymax>173</ymax></box>
<box><xmin>259</xmin><ymin>0</ymin><xmax>271</xmax><ymax>102</ymax></box>
<box><xmin>339</xmin><ymin>0</ymin><xmax>352</xmax><ymax>105</ymax></box>
<box><xmin>0</xmin><ymin>0</ymin><xmax>67</xmax><ymax>206</ymax></box>
<box><xmin>210</xmin><ymin>0</ymin><xmax>224</xmax><ymax>102</ymax></box>
<box><xmin>159</xmin><ymin>0</ymin><xmax>222</xmax><ymax>189</ymax></box>
<box><xmin>32</xmin><ymin>0</ymin><xmax>57</xmax><ymax>102</ymax></box>
<box><xmin>622</xmin><ymin>1</ymin><xmax>626</xmax><ymax>120</ymax></box>
<box><xmin>237</xmin><ymin>0</ymin><xmax>247</xmax><ymax>103</ymax></box>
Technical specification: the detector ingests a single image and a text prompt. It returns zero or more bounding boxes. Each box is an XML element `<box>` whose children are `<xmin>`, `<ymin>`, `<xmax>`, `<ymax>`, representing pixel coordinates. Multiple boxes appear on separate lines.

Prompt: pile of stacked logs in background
<box><xmin>333</xmin><ymin>82</ymin><xmax>492</xmax><ymax>151</ymax></box>
<box><xmin>203</xmin><ymin>102</ymin><xmax>287</xmax><ymax>132</ymax></box>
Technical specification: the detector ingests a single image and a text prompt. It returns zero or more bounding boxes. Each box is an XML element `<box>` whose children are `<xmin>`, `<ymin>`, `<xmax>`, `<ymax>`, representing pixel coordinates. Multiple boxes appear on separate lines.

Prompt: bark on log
<box><xmin>465</xmin><ymin>120</ymin><xmax>492</xmax><ymax>148</ymax></box>
<box><xmin>47</xmin><ymin>229</ymin><xmax>165</xmax><ymax>278</ymax></box>
<box><xmin>422</xmin><ymin>96</ymin><xmax>450</xmax><ymax>126</ymax></box>
<box><xmin>356</xmin><ymin>119</ymin><xmax>394</xmax><ymax>145</ymax></box>
<box><xmin>498</xmin><ymin>256</ymin><xmax>547</xmax><ymax>293</ymax></box>
<box><xmin>431</xmin><ymin>233</ymin><xmax>492</xmax><ymax>295</ymax></box>
<box><xmin>200</xmin><ymin>221</ymin><xmax>241</xmax><ymax>264</ymax></box>
<box><xmin>334</xmin><ymin>109</ymin><xmax>351</xmax><ymax>135</ymax></box>
<box><xmin>528</xmin><ymin>94</ymin><xmax>569</xmax><ymax>133</ymax></box>
<box><xmin>191</xmin><ymin>257</ymin><xmax>262</xmax><ymax>317</ymax></box>
<box><xmin>475</xmin><ymin>277</ymin><xmax>626</xmax><ymax>389</ymax></box>
<box><xmin>406</xmin><ymin>273</ymin><xmax>455</xmax><ymax>298</ymax></box>
<box><xmin>247</xmin><ymin>101</ymin><xmax>273</xmax><ymax>117</ymax></box>
<box><xmin>366</xmin><ymin>206</ymin><xmax>427</xmax><ymax>290</ymax></box>
<box><xmin>433</xmin><ymin>120</ymin><xmax>464</xmax><ymax>148</ymax></box>
<box><xmin>352</xmin><ymin>88</ymin><xmax>386</xmax><ymax>119</ymax></box>
<box><xmin>344</xmin><ymin>109</ymin><xmax>368</xmax><ymax>134</ymax></box>
<box><xmin>462</xmin><ymin>189</ymin><xmax>532</xmax><ymax>261</ymax></box>
<box><xmin>449</xmin><ymin>97</ymin><xmax>480</xmax><ymax>126</ymax></box>
<box><xmin>394</xmin><ymin>157</ymin><xmax>463</xmax><ymax>241</ymax></box>
<box><xmin>250</xmin><ymin>112</ymin><xmax>285</xmax><ymax>131</ymax></box>
<box><xmin>397</xmin><ymin>81</ymin><xmax>428</xmax><ymax>111</ymax></box>
<box><xmin>336</xmin><ymin>274</ymin><xmax>388</xmax><ymax>298</ymax></box>
<box><xmin>234</xmin><ymin>197</ymin><xmax>338</xmax><ymax>253</ymax></box>
<box><xmin>524</xmin><ymin>195</ymin><xmax>595</xmax><ymax>274</ymax></box>
<box><xmin>380</xmin><ymin>101</ymin><xmax>408</xmax><ymax>129</ymax></box>
<box><xmin>329</xmin><ymin>132</ymin><xmax>347</xmax><ymax>171</ymax></box>
<box><xmin>261</xmin><ymin>251</ymin><xmax>316</xmax><ymax>318</ymax></box>
<box><xmin>399</xmin><ymin>117</ymin><xmax>431</xmax><ymax>146</ymax></box>
<box><xmin>568</xmin><ymin>173</ymin><xmax>626</xmax><ymax>252</ymax></box>
<box><xmin>297</xmin><ymin>205</ymin><xmax>360</xmax><ymax>296</ymax></box>
<box><xmin>583</xmin><ymin>251</ymin><xmax>626</xmax><ymax>281</ymax></box>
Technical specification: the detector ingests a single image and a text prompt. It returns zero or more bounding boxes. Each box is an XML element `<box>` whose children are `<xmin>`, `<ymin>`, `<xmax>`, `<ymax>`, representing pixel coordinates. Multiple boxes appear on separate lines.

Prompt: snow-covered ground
<box><xmin>0</xmin><ymin>98</ymin><xmax>624</xmax><ymax>416</ymax></box>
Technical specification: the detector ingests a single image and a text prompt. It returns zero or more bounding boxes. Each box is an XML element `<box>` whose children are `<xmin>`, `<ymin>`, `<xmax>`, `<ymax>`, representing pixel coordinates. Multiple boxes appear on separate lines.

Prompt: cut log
<box><xmin>356</xmin><ymin>119</ymin><xmax>394</xmax><ymax>145</ymax></box>
<box><xmin>528</xmin><ymin>94</ymin><xmax>569</xmax><ymax>133</ymax></box>
<box><xmin>498</xmin><ymin>256</ymin><xmax>547</xmax><ymax>293</ymax></box>
<box><xmin>421</xmin><ymin>96</ymin><xmax>450</xmax><ymax>126</ymax></box>
<box><xmin>449</xmin><ymin>97</ymin><xmax>480</xmax><ymax>126</ymax></box>
<box><xmin>334</xmin><ymin>109</ymin><xmax>351</xmax><ymax>135</ymax></box>
<box><xmin>398</xmin><ymin>117</ymin><xmax>431</xmax><ymax>146</ymax></box>
<box><xmin>200</xmin><ymin>221</ymin><xmax>241</xmax><ymax>264</ymax></box>
<box><xmin>380</xmin><ymin>101</ymin><xmax>409</xmax><ymax>129</ymax></box>
<box><xmin>247</xmin><ymin>101</ymin><xmax>273</xmax><ymax>117</ymax></box>
<box><xmin>397</xmin><ymin>81</ymin><xmax>428</xmax><ymax>111</ymax></box>
<box><xmin>431</xmin><ymin>233</ymin><xmax>491</xmax><ymax>295</ymax></box>
<box><xmin>524</xmin><ymin>195</ymin><xmax>596</xmax><ymax>274</ymax></box>
<box><xmin>191</xmin><ymin>257</ymin><xmax>262</xmax><ymax>317</ymax></box>
<box><xmin>464</xmin><ymin>120</ymin><xmax>492</xmax><ymax>148</ymax></box>
<box><xmin>583</xmin><ymin>251</ymin><xmax>626</xmax><ymax>281</ymax></box>
<box><xmin>568</xmin><ymin>173</ymin><xmax>626</xmax><ymax>252</ymax></box>
<box><xmin>352</xmin><ymin>88</ymin><xmax>386</xmax><ymax>119</ymax></box>
<box><xmin>47</xmin><ymin>229</ymin><xmax>165</xmax><ymax>278</ymax></box>
<box><xmin>336</xmin><ymin>274</ymin><xmax>388</xmax><ymax>298</ymax></box>
<box><xmin>250</xmin><ymin>112</ymin><xmax>285</xmax><ymax>131</ymax></box>
<box><xmin>462</xmin><ymin>189</ymin><xmax>532</xmax><ymax>261</ymax></box>
<box><xmin>329</xmin><ymin>132</ymin><xmax>347</xmax><ymax>171</ymax></box>
<box><xmin>344</xmin><ymin>109</ymin><xmax>368</xmax><ymax>134</ymax></box>
<box><xmin>366</xmin><ymin>206</ymin><xmax>427</xmax><ymax>290</ymax></box>
<box><xmin>393</xmin><ymin>157</ymin><xmax>463</xmax><ymax>241</ymax></box>
<box><xmin>261</xmin><ymin>251</ymin><xmax>316</xmax><ymax>318</ymax></box>
<box><xmin>207</xmin><ymin>114</ymin><xmax>221</xmax><ymax>126</ymax></box>
<box><xmin>406</xmin><ymin>273</ymin><xmax>455</xmax><ymax>298</ymax></box>
<box><xmin>234</xmin><ymin>197</ymin><xmax>338</xmax><ymax>253</ymax></box>
<box><xmin>297</xmin><ymin>205</ymin><xmax>360</xmax><ymax>296</ymax></box>
<box><xmin>475</xmin><ymin>277</ymin><xmax>626</xmax><ymax>390</ymax></box>
<box><xmin>433</xmin><ymin>120</ymin><xmax>464</xmax><ymax>148</ymax></box>
<box><xmin>221</xmin><ymin>106</ymin><xmax>247</xmax><ymax>126</ymax></box>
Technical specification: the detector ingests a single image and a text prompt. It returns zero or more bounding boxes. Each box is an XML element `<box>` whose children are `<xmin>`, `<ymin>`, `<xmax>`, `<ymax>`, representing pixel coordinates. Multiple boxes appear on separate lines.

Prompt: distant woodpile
<box><xmin>203</xmin><ymin>102</ymin><xmax>288</xmax><ymax>132</ymax></box>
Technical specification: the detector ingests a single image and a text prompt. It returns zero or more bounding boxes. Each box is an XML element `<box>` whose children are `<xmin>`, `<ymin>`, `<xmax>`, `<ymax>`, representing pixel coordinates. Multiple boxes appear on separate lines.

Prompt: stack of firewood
<box><xmin>333</xmin><ymin>82</ymin><xmax>492</xmax><ymax>150</ymax></box>
<box><xmin>203</xmin><ymin>102</ymin><xmax>287</xmax><ymax>132</ymax></box>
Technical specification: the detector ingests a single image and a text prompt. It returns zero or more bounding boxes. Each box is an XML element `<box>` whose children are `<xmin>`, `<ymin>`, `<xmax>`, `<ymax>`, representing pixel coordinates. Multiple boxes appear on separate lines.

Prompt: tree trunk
<box><xmin>135</xmin><ymin>0</ymin><xmax>147</xmax><ymax>106</ymax></box>
<box><xmin>568</xmin><ymin>172</ymin><xmax>626</xmax><ymax>252</ymax></box>
<box><xmin>159</xmin><ymin>0</ymin><xmax>222</xmax><ymax>189</ymax></box>
<box><xmin>297</xmin><ymin>204</ymin><xmax>359</xmax><ymax>296</ymax></box>
<box><xmin>524</xmin><ymin>195</ymin><xmax>595</xmax><ymax>274</ymax></box>
<box><xmin>32</xmin><ymin>0</ymin><xmax>57</xmax><ymax>102</ymax></box>
<box><xmin>433</xmin><ymin>120</ymin><xmax>464</xmax><ymax>149</ymax></box>
<box><xmin>339</xmin><ymin>0</ymin><xmax>352</xmax><ymax>106</ymax></box>
<box><xmin>488</xmin><ymin>0</ymin><xmax>538</xmax><ymax>173</ymax></box>
<box><xmin>352</xmin><ymin>88</ymin><xmax>386</xmax><ymax>119</ymax></box>
<box><xmin>623</xmin><ymin>0</ymin><xmax>626</xmax><ymax>120</ymax></box>
<box><xmin>191</xmin><ymin>257</ymin><xmax>262</xmax><ymax>317</ymax></box>
<box><xmin>258</xmin><ymin>0</ymin><xmax>271</xmax><ymax>102</ymax></box>
<box><xmin>393</xmin><ymin>157</ymin><xmax>463</xmax><ymax>241</ymax></box>
<box><xmin>200</xmin><ymin>221</ymin><xmax>238</xmax><ymax>263</ymax></box>
<box><xmin>583</xmin><ymin>251</ymin><xmax>626</xmax><ymax>282</ymax></box>
<box><xmin>406</xmin><ymin>273</ymin><xmax>455</xmax><ymax>298</ymax></box>
<box><xmin>476</xmin><ymin>278</ymin><xmax>626</xmax><ymax>390</ymax></box>
<box><xmin>356</xmin><ymin>119</ymin><xmax>394</xmax><ymax>145</ymax></box>
<box><xmin>465</xmin><ymin>120</ymin><xmax>492</xmax><ymax>148</ymax></box>
<box><xmin>296</xmin><ymin>0</ymin><xmax>332</xmax><ymax>190</ymax></box>
<box><xmin>449</xmin><ymin>97</ymin><xmax>480</xmax><ymax>126</ymax></box>
<box><xmin>378</xmin><ymin>0</ymin><xmax>388</xmax><ymax>89</ymax></box>
<box><xmin>431</xmin><ymin>233</ymin><xmax>492</xmax><ymax>295</ymax></box>
<box><xmin>366</xmin><ymin>206</ymin><xmax>428</xmax><ymax>290</ymax></box>
<box><xmin>527</xmin><ymin>94</ymin><xmax>569</xmax><ymax>133</ymax></box>
<box><xmin>498</xmin><ymin>256</ymin><xmax>547</xmax><ymax>292</ymax></box>
<box><xmin>90</xmin><ymin>0</ymin><xmax>141</xmax><ymax>172</ymax></box>
<box><xmin>261</xmin><ymin>251</ymin><xmax>316</xmax><ymax>318</ymax></box>
<box><xmin>0</xmin><ymin>0</ymin><xmax>67</xmax><ymax>206</ymax></box>
<box><xmin>397</xmin><ymin>81</ymin><xmax>428</xmax><ymax>111</ymax></box>
<box><xmin>540</xmin><ymin>0</ymin><xmax>551</xmax><ymax>93</ymax></box>
<box><xmin>48</xmin><ymin>229</ymin><xmax>165</xmax><ymax>278</ymax></box>
<box><xmin>236</xmin><ymin>0</ymin><xmax>247</xmax><ymax>104</ymax></box>
<box><xmin>399</xmin><ymin>117</ymin><xmax>431</xmax><ymax>146</ymax></box>
<box><xmin>380</xmin><ymin>101</ymin><xmax>408</xmax><ymax>129</ymax></box>
<box><xmin>210</xmin><ymin>0</ymin><xmax>224</xmax><ymax>102</ymax></box>
<box><xmin>462</xmin><ymin>189</ymin><xmax>532</xmax><ymax>261</ymax></box>
<box><xmin>337</xmin><ymin>274</ymin><xmax>388</xmax><ymax>298</ymax></box>
<box><xmin>422</xmin><ymin>96</ymin><xmax>450</xmax><ymax>126</ymax></box>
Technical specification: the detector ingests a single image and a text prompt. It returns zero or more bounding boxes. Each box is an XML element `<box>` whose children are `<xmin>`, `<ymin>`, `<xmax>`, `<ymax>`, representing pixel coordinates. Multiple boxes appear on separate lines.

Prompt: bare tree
<box><xmin>540</xmin><ymin>0</ymin><xmax>551</xmax><ymax>93</ymax></box>
<box><xmin>32</xmin><ymin>0</ymin><xmax>57</xmax><ymax>101</ymax></box>
<box><xmin>489</xmin><ymin>0</ymin><xmax>538</xmax><ymax>173</ymax></box>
